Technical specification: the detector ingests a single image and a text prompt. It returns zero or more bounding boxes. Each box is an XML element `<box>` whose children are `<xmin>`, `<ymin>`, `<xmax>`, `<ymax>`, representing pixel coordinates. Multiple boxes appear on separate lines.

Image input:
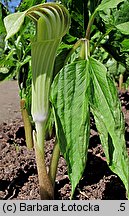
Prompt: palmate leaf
<box><xmin>89</xmin><ymin>57</ymin><xmax>129</xmax><ymax>198</ymax></box>
<box><xmin>50</xmin><ymin>60</ymin><xmax>91</xmax><ymax>197</ymax></box>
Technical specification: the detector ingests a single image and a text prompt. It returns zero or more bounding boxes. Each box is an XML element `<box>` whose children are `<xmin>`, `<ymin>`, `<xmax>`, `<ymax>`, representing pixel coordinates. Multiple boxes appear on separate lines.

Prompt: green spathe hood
<box><xmin>4</xmin><ymin>3</ymin><xmax>70</xmax><ymax>123</ymax></box>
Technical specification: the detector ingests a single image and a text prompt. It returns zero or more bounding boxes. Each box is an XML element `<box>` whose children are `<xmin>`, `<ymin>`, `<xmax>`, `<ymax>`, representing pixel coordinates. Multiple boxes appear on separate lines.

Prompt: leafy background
<box><xmin>1</xmin><ymin>0</ymin><xmax>129</xmax><ymax>88</ymax></box>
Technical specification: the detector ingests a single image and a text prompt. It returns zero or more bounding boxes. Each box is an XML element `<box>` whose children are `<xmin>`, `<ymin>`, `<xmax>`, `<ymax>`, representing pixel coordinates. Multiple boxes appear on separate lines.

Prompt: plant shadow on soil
<box><xmin>0</xmin><ymin>91</ymin><xmax>129</xmax><ymax>200</ymax></box>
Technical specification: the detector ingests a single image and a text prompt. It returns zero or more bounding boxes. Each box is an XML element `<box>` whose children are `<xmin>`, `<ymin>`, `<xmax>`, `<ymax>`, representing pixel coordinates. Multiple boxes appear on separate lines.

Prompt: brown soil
<box><xmin>0</xmin><ymin>80</ymin><xmax>21</xmax><ymax>125</ymax></box>
<box><xmin>0</xmin><ymin>81</ymin><xmax>129</xmax><ymax>200</ymax></box>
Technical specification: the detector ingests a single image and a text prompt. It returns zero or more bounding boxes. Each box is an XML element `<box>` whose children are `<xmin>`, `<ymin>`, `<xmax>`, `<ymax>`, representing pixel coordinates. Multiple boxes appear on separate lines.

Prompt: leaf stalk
<box><xmin>49</xmin><ymin>139</ymin><xmax>60</xmax><ymax>188</ymax></box>
<box><xmin>80</xmin><ymin>39</ymin><xmax>90</xmax><ymax>60</ymax></box>
<box><xmin>20</xmin><ymin>99</ymin><xmax>33</xmax><ymax>149</ymax></box>
<box><xmin>85</xmin><ymin>10</ymin><xmax>97</xmax><ymax>40</ymax></box>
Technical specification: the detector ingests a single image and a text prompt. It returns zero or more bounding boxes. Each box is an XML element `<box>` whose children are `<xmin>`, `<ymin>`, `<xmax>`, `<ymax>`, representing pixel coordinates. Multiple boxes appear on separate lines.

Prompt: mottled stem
<box><xmin>33</xmin><ymin>124</ymin><xmax>54</xmax><ymax>199</ymax></box>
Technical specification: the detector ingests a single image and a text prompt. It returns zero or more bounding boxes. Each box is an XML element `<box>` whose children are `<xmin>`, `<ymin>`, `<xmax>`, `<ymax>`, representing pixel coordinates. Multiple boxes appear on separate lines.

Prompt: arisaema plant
<box><xmin>4</xmin><ymin>2</ymin><xmax>70</xmax><ymax>199</ymax></box>
<box><xmin>4</xmin><ymin>0</ymin><xmax>129</xmax><ymax>200</ymax></box>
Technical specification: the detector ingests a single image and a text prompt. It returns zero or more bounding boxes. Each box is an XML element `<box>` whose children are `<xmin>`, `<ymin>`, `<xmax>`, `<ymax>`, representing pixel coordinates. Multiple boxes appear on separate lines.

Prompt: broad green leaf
<box><xmin>50</xmin><ymin>60</ymin><xmax>91</xmax><ymax>197</ymax></box>
<box><xmin>116</xmin><ymin>22</ymin><xmax>129</xmax><ymax>35</ymax></box>
<box><xmin>4</xmin><ymin>12</ymin><xmax>26</xmax><ymax>40</ymax></box>
<box><xmin>89</xmin><ymin>57</ymin><xmax>129</xmax><ymax>198</ymax></box>
<box><xmin>96</xmin><ymin>0</ymin><xmax>124</xmax><ymax>11</ymax></box>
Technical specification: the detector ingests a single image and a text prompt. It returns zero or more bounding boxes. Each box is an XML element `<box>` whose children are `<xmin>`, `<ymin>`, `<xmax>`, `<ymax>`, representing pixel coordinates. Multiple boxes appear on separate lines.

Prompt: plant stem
<box><xmin>20</xmin><ymin>99</ymin><xmax>33</xmax><ymax>149</ymax></box>
<box><xmin>82</xmin><ymin>9</ymin><xmax>97</xmax><ymax>59</ymax></box>
<box><xmin>119</xmin><ymin>73</ymin><xmax>123</xmax><ymax>90</ymax></box>
<box><xmin>83</xmin><ymin>0</ymin><xmax>89</xmax><ymax>33</ymax></box>
<box><xmin>49</xmin><ymin>139</ymin><xmax>60</xmax><ymax>188</ymax></box>
<box><xmin>80</xmin><ymin>39</ymin><xmax>90</xmax><ymax>60</ymax></box>
<box><xmin>85</xmin><ymin>10</ymin><xmax>96</xmax><ymax>40</ymax></box>
<box><xmin>33</xmin><ymin>123</ymin><xmax>54</xmax><ymax>199</ymax></box>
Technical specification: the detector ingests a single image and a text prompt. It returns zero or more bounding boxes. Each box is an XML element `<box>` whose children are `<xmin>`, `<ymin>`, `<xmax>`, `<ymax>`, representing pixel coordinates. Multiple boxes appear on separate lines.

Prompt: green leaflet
<box><xmin>96</xmin><ymin>0</ymin><xmax>124</xmax><ymax>11</ymax></box>
<box><xmin>89</xmin><ymin>57</ymin><xmax>129</xmax><ymax>198</ymax></box>
<box><xmin>50</xmin><ymin>60</ymin><xmax>90</xmax><ymax>197</ymax></box>
<box><xmin>116</xmin><ymin>22</ymin><xmax>129</xmax><ymax>35</ymax></box>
